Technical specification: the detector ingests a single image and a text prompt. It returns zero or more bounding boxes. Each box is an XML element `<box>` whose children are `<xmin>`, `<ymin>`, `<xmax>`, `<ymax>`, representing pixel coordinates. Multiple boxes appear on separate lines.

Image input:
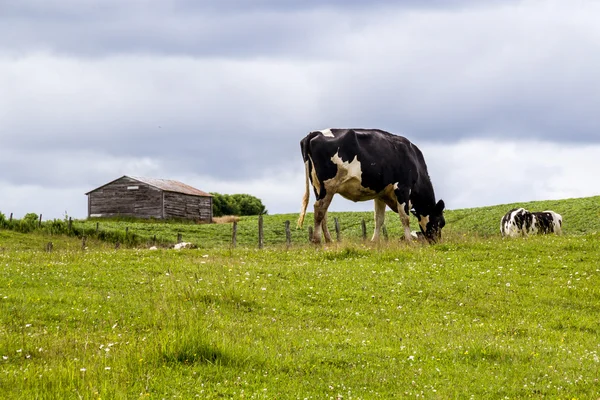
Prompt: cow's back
<box><xmin>532</xmin><ymin>211</ymin><xmax>563</xmax><ymax>235</ymax></box>
<box><xmin>304</xmin><ymin>128</ymin><xmax>424</xmax><ymax>196</ymax></box>
<box><xmin>501</xmin><ymin>208</ymin><xmax>533</xmax><ymax>237</ymax></box>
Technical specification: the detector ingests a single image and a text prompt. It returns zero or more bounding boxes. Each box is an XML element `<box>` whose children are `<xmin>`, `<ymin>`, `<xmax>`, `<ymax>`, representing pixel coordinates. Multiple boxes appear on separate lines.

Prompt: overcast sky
<box><xmin>2</xmin><ymin>0</ymin><xmax>599</xmax><ymax>220</ymax></box>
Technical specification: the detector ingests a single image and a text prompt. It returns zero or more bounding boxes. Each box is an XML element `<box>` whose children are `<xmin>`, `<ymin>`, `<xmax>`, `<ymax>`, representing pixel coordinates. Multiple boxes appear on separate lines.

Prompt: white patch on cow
<box><xmin>501</xmin><ymin>208</ymin><xmax>526</xmax><ymax>237</ymax></box>
<box><xmin>530</xmin><ymin>214</ymin><xmax>540</xmax><ymax>235</ymax></box>
<box><xmin>308</xmin><ymin>157</ymin><xmax>321</xmax><ymax>196</ymax></box>
<box><xmin>544</xmin><ymin>210</ymin><xmax>563</xmax><ymax>235</ymax></box>
<box><xmin>410</xmin><ymin>230</ymin><xmax>426</xmax><ymax>242</ymax></box>
<box><xmin>319</xmin><ymin>128</ymin><xmax>334</xmax><ymax>137</ymax></box>
<box><xmin>323</xmin><ymin>152</ymin><xmax>377</xmax><ymax>201</ymax></box>
<box><xmin>330</xmin><ymin>152</ymin><xmax>361</xmax><ymax>179</ymax></box>
<box><xmin>397</xmin><ymin>200</ymin><xmax>412</xmax><ymax>212</ymax></box>
<box><xmin>418</xmin><ymin>215</ymin><xmax>430</xmax><ymax>233</ymax></box>
<box><xmin>398</xmin><ymin>201</ymin><xmax>412</xmax><ymax>240</ymax></box>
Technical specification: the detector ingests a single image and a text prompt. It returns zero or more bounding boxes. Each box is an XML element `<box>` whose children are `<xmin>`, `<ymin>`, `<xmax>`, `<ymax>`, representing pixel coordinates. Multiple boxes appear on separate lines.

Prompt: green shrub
<box><xmin>16</xmin><ymin>213</ymin><xmax>39</xmax><ymax>233</ymax></box>
<box><xmin>46</xmin><ymin>219</ymin><xmax>67</xmax><ymax>235</ymax></box>
<box><xmin>211</xmin><ymin>192</ymin><xmax>267</xmax><ymax>216</ymax></box>
<box><xmin>231</xmin><ymin>193</ymin><xmax>268</xmax><ymax>215</ymax></box>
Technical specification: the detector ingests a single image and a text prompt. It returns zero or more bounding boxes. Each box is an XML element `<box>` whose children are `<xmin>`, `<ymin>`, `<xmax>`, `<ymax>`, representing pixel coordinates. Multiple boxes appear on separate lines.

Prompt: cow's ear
<box><xmin>435</xmin><ymin>200</ymin><xmax>445</xmax><ymax>212</ymax></box>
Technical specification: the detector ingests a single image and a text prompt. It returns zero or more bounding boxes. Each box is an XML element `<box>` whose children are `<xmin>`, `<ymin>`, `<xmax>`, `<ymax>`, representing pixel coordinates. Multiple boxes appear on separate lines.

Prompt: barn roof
<box><xmin>130</xmin><ymin>176</ymin><xmax>212</xmax><ymax>197</ymax></box>
<box><xmin>86</xmin><ymin>175</ymin><xmax>212</xmax><ymax>197</ymax></box>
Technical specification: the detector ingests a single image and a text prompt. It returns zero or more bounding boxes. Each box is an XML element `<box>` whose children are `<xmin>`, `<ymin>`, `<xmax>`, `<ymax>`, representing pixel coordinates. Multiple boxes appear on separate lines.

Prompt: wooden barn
<box><xmin>86</xmin><ymin>176</ymin><xmax>213</xmax><ymax>221</ymax></box>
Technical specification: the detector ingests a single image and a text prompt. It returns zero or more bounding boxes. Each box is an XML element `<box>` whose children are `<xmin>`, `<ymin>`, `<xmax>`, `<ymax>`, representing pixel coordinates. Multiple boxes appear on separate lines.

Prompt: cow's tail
<box><xmin>297</xmin><ymin>160</ymin><xmax>310</xmax><ymax>228</ymax></box>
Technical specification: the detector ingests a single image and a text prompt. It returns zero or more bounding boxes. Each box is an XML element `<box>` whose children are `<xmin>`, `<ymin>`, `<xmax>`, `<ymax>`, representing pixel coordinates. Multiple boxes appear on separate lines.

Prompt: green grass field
<box><xmin>31</xmin><ymin>194</ymin><xmax>600</xmax><ymax>250</ymax></box>
<box><xmin>1</xmin><ymin>196</ymin><xmax>599</xmax><ymax>398</ymax></box>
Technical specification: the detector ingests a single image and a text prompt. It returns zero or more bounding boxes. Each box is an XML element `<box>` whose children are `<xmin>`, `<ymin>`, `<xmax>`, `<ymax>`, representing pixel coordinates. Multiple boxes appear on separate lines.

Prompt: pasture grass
<box><xmin>2</xmin><ymin>196</ymin><xmax>598</xmax><ymax>250</ymax></box>
<box><xmin>64</xmin><ymin>196</ymin><xmax>599</xmax><ymax>249</ymax></box>
<box><xmin>1</xmin><ymin>229</ymin><xmax>600</xmax><ymax>398</ymax></box>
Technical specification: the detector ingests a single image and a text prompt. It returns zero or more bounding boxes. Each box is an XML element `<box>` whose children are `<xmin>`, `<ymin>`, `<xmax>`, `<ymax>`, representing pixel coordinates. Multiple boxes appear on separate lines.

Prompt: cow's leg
<box><xmin>313</xmin><ymin>193</ymin><xmax>334</xmax><ymax>244</ymax></box>
<box><xmin>394</xmin><ymin>187</ymin><xmax>412</xmax><ymax>241</ymax></box>
<box><xmin>372</xmin><ymin>198</ymin><xmax>386</xmax><ymax>241</ymax></box>
<box><xmin>321</xmin><ymin>212</ymin><xmax>333</xmax><ymax>243</ymax></box>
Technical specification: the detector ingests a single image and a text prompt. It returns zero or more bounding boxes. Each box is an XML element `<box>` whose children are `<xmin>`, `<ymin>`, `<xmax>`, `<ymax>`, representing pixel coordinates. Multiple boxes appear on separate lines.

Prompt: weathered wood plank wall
<box><xmin>89</xmin><ymin>177</ymin><xmax>162</xmax><ymax>218</ymax></box>
<box><xmin>88</xmin><ymin>176</ymin><xmax>212</xmax><ymax>221</ymax></box>
<box><xmin>163</xmin><ymin>192</ymin><xmax>212</xmax><ymax>221</ymax></box>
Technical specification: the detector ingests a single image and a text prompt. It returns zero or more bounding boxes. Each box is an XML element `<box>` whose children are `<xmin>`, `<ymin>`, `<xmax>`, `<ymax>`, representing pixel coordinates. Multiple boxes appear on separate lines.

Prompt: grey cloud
<box><xmin>308</xmin><ymin>4</ymin><xmax>600</xmax><ymax>144</ymax></box>
<box><xmin>1</xmin><ymin>53</ymin><xmax>321</xmax><ymax>182</ymax></box>
<box><xmin>3</xmin><ymin>0</ymin><xmax>506</xmax><ymax>17</ymax></box>
<box><xmin>1</xmin><ymin>0</ymin><xmax>517</xmax><ymax>58</ymax></box>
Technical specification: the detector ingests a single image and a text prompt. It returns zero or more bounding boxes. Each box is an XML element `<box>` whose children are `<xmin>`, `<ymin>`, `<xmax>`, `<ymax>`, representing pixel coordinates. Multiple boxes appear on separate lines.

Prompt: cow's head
<box><xmin>413</xmin><ymin>200</ymin><xmax>445</xmax><ymax>243</ymax></box>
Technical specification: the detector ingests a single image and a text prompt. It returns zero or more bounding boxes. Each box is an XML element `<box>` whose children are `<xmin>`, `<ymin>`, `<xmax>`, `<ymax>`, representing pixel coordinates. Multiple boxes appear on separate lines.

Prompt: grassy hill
<box><xmin>1</xmin><ymin>195</ymin><xmax>599</xmax><ymax>250</ymax></box>
<box><xmin>445</xmin><ymin>195</ymin><xmax>600</xmax><ymax>236</ymax></box>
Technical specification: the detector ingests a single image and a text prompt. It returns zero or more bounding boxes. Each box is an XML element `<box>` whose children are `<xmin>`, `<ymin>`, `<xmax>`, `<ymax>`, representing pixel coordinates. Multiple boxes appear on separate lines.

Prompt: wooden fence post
<box><xmin>68</xmin><ymin>217</ymin><xmax>72</xmax><ymax>232</ymax></box>
<box><xmin>39</xmin><ymin>214</ymin><xmax>42</xmax><ymax>228</ymax></box>
<box><xmin>361</xmin><ymin>219</ymin><xmax>367</xmax><ymax>241</ymax></box>
<box><xmin>9</xmin><ymin>213</ymin><xmax>13</xmax><ymax>222</ymax></box>
<box><xmin>46</xmin><ymin>242</ymin><xmax>53</xmax><ymax>252</ymax></box>
<box><xmin>81</xmin><ymin>236</ymin><xmax>87</xmax><ymax>250</ymax></box>
<box><xmin>258</xmin><ymin>215</ymin><xmax>264</xmax><ymax>249</ymax></box>
<box><xmin>126</xmin><ymin>227</ymin><xmax>129</xmax><ymax>238</ymax></box>
<box><xmin>334</xmin><ymin>217</ymin><xmax>341</xmax><ymax>242</ymax></box>
<box><xmin>285</xmin><ymin>220</ymin><xmax>291</xmax><ymax>248</ymax></box>
<box><xmin>177</xmin><ymin>232</ymin><xmax>182</xmax><ymax>243</ymax></box>
<box><xmin>232</xmin><ymin>221</ymin><xmax>238</xmax><ymax>248</ymax></box>
<box><xmin>153</xmin><ymin>235</ymin><xmax>157</xmax><ymax>246</ymax></box>
<box><xmin>96</xmin><ymin>222</ymin><xmax>99</xmax><ymax>233</ymax></box>
<box><xmin>115</xmin><ymin>241</ymin><xmax>120</xmax><ymax>250</ymax></box>
<box><xmin>308</xmin><ymin>226</ymin><xmax>314</xmax><ymax>243</ymax></box>
<box><xmin>382</xmin><ymin>225</ymin><xmax>388</xmax><ymax>241</ymax></box>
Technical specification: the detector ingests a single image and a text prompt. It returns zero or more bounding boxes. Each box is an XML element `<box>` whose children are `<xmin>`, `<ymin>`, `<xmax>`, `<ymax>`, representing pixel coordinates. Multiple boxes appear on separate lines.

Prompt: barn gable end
<box><xmin>86</xmin><ymin>176</ymin><xmax>212</xmax><ymax>221</ymax></box>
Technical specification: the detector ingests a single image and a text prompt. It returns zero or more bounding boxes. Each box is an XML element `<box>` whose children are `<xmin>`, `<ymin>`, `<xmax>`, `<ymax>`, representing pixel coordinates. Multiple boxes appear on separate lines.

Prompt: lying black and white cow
<box><xmin>297</xmin><ymin>128</ymin><xmax>445</xmax><ymax>243</ymax></box>
<box><xmin>500</xmin><ymin>208</ymin><xmax>563</xmax><ymax>237</ymax></box>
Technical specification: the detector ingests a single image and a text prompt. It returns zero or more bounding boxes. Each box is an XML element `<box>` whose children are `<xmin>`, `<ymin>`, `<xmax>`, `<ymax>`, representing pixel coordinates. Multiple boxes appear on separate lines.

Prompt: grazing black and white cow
<box><xmin>532</xmin><ymin>211</ymin><xmax>563</xmax><ymax>235</ymax></box>
<box><xmin>297</xmin><ymin>128</ymin><xmax>445</xmax><ymax>243</ymax></box>
<box><xmin>500</xmin><ymin>208</ymin><xmax>563</xmax><ymax>237</ymax></box>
